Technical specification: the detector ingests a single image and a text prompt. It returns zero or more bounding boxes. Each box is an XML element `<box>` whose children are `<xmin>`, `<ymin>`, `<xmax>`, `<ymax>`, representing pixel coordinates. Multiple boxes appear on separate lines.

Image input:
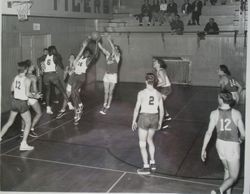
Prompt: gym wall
<box><xmin>96</xmin><ymin>33</ymin><xmax>246</xmax><ymax>87</ymax></box>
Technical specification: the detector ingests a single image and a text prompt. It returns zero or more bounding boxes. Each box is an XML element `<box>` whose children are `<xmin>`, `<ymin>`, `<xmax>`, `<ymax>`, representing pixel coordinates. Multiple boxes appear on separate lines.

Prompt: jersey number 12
<box><xmin>220</xmin><ymin>118</ymin><xmax>232</xmax><ymax>131</ymax></box>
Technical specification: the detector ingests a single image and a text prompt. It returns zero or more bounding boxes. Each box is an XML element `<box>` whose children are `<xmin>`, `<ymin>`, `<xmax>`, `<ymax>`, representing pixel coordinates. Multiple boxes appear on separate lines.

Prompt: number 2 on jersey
<box><xmin>149</xmin><ymin>96</ymin><xmax>154</xmax><ymax>105</ymax></box>
<box><xmin>220</xmin><ymin>119</ymin><xmax>232</xmax><ymax>131</ymax></box>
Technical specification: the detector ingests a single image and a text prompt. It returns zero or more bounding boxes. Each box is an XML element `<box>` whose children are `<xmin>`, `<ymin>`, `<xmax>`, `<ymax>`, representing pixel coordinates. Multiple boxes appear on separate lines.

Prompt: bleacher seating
<box><xmin>98</xmin><ymin>0</ymin><xmax>246</xmax><ymax>34</ymax></box>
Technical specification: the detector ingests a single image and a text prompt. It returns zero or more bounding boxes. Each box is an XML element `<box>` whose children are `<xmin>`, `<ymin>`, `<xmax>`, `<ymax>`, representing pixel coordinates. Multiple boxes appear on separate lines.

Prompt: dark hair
<box><xmin>219</xmin><ymin>64</ymin><xmax>231</xmax><ymax>76</ymax></box>
<box><xmin>84</xmin><ymin>48</ymin><xmax>93</xmax><ymax>56</ymax></box>
<box><xmin>219</xmin><ymin>91</ymin><xmax>234</xmax><ymax>105</ymax></box>
<box><xmin>48</xmin><ymin>46</ymin><xmax>57</xmax><ymax>55</ymax></box>
<box><xmin>24</xmin><ymin>59</ymin><xmax>32</xmax><ymax>67</ymax></box>
<box><xmin>145</xmin><ymin>73</ymin><xmax>155</xmax><ymax>85</ymax></box>
<box><xmin>153</xmin><ymin>57</ymin><xmax>167</xmax><ymax>69</ymax></box>
<box><xmin>17</xmin><ymin>61</ymin><xmax>28</xmax><ymax>73</ymax></box>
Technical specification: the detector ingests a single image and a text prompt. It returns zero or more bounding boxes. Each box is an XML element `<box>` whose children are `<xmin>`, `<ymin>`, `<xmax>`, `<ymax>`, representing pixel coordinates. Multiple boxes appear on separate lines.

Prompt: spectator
<box><xmin>182</xmin><ymin>0</ymin><xmax>192</xmax><ymax>14</ymax></box>
<box><xmin>170</xmin><ymin>14</ymin><xmax>184</xmax><ymax>35</ymax></box>
<box><xmin>181</xmin><ymin>0</ymin><xmax>192</xmax><ymax>25</ymax></box>
<box><xmin>152</xmin><ymin>0</ymin><xmax>160</xmax><ymax>26</ymax></box>
<box><xmin>191</xmin><ymin>0</ymin><xmax>203</xmax><ymax>25</ymax></box>
<box><xmin>167</xmin><ymin>0</ymin><xmax>178</xmax><ymax>16</ymax></box>
<box><xmin>159</xmin><ymin>0</ymin><xmax>167</xmax><ymax>25</ymax></box>
<box><xmin>204</xmin><ymin>18</ymin><xmax>219</xmax><ymax>34</ymax></box>
<box><xmin>94</xmin><ymin>0</ymin><xmax>101</xmax><ymax>13</ymax></box>
<box><xmin>138</xmin><ymin>0</ymin><xmax>153</xmax><ymax>26</ymax></box>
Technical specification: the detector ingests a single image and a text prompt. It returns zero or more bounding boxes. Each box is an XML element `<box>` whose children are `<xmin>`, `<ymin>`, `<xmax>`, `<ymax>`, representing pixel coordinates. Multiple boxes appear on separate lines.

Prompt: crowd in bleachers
<box><xmin>134</xmin><ymin>0</ymin><xmax>224</xmax><ymax>34</ymax></box>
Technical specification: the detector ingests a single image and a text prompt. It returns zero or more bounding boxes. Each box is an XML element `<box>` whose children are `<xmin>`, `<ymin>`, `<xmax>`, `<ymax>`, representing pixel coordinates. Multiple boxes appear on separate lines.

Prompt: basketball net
<box><xmin>9</xmin><ymin>0</ymin><xmax>33</xmax><ymax>21</ymax></box>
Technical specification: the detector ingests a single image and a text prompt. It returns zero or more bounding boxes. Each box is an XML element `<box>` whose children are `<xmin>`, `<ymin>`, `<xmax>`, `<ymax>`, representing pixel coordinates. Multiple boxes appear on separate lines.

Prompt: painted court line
<box><xmin>173</xmin><ymin>91</ymin><xmax>199</xmax><ymax>120</ymax></box>
<box><xmin>2</xmin><ymin>154</ymin><xmax>243</xmax><ymax>191</ymax></box>
<box><xmin>106</xmin><ymin>172</ymin><xmax>127</xmax><ymax>193</ymax></box>
<box><xmin>2</xmin><ymin>119</ymin><xmax>73</xmax><ymax>155</ymax></box>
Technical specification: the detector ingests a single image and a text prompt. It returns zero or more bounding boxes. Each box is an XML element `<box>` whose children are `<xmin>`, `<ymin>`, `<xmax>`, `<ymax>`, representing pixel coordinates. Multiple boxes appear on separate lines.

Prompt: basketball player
<box><xmin>20</xmin><ymin>60</ymin><xmax>42</xmax><ymax>138</ymax></box>
<box><xmin>98</xmin><ymin>35</ymin><xmax>121</xmax><ymax>115</ymax></box>
<box><xmin>218</xmin><ymin>64</ymin><xmax>242</xmax><ymax>105</ymax></box>
<box><xmin>153</xmin><ymin>57</ymin><xmax>172</xmax><ymax>129</ymax></box>
<box><xmin>57</xmin><ymin>40</ymin><xmax>94</xmax><ymax>123</ymax></box>
<box><xmin>201</xmin><ymin>91</ymin><xmax>245</xmax><ymax>194</ymax></box>
<box><xmin>42</xmin><ymin>45</ymin><xmax>72</xmax><ymax>114</ymax></box>
<box><xmin>37</xmin><ymin>48</ymin><xmax>48</xmax><ymax>94</ymax></box>
<box><xmin>64</xmin><ymin>54</ymin><xmax>75</xmax><ymax>83</ymax></box>
<box><xmin>132</xmin><ymin>73</ymin><xmax>164</xmax><ymax>175</ymax></box>
<box><xmin>0</xmin><ymin>61</ymin><xmax>42</xmax><ymax>150</ymax></box>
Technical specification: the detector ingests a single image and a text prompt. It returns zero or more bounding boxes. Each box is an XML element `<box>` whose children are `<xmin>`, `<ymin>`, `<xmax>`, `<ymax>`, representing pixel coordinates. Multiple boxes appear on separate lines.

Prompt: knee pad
<box><xmin>139</xmin><ymin>141</ymin><xmax>146</xmax><ymax>149</ymax></box>
<box><xmin>66</xmin><ymin>85</ymin><xmax>72</xmax><ymax>93</ymax></box>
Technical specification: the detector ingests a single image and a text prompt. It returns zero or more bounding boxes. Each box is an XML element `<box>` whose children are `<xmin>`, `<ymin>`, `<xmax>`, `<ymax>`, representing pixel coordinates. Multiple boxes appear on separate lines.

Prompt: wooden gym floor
<box><xmin>0</xmin><ymin>82</ymin><xmax>245</xmax><ymax>193</ymax></box>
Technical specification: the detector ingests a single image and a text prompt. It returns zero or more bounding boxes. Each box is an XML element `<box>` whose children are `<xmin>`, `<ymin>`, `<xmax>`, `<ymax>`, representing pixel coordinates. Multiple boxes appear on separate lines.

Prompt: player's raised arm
<box><xmin>98</xmin><ymin>42</ymin><xmax>110</xmax><ymax>57</ymax></box>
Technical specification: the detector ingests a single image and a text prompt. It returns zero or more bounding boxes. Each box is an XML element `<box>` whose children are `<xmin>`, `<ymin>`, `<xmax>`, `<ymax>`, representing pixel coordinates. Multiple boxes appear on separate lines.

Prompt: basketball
<box><xmin>91</xmin><ymin>31</ymin><xmax>101</xmax><ymax>41</ymax></box>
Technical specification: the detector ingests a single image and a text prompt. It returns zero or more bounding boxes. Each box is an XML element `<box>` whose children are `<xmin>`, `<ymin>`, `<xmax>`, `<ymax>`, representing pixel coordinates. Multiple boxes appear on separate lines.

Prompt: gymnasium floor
<box><xmin>0</xmin><ymin>82</ymin><xmax>245</xmax><ymax>193</ymax></box>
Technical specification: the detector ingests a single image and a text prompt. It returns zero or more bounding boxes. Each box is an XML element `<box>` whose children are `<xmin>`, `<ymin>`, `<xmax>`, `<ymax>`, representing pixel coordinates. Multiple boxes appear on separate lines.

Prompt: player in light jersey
<box><xmin>20</xmin><ymin>60</ymin><xmax>42</xmax><ymax>138</ymax></box>
<box><xmin>153</xmin><ymin>57</ymin><xmax>172</xmax><ymax>129</ymax></box>
<box><xmin>0</xmin><ymin>61</ymin><xmax>42</xmax><ymax>150</ymax></box>
<box><xmin>98</xmin><ymin>35</ymin><xmax>121</xmax><ymax>115</ymax></box>
<box><xmin>218</xmin><ymin>64</ymin><xmax>242</xmax><ymax>105</ymax></box>
<box><xmin>132</xmin><ymin>73</ymin><xmax>164</xmax><ymax>175</ymax></box>
<box><xmin>201</xmin><ymin>91</ymin><xmax>245</xmax><ymax>194</ymax></box>
<box><xmin>57</xmin><ymin>40</ymin><xmax>94</xmax><ymax>123</ymax></box>
<box><xmin>42</xmin><ymin>46</ymin><xmax>72</xmax><ymax>114</ymax></box>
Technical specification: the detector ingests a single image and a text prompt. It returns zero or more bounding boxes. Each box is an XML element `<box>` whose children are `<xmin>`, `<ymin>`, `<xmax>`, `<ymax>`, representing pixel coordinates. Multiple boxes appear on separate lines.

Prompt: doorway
<box><xmin>21</xmin><ymin>34</ymin><xmax>51</xmax><ymax>65</ymax></box>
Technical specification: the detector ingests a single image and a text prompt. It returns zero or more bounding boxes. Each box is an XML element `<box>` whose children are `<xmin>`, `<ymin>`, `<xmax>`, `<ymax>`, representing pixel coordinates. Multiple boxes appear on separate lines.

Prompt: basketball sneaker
<box><xmin>19</xmin><ymin>142</ymin><xmax>34</xmax><ymax>151</ymax></box>
<box><xmin>150</xmin><ymin>163</ymin><xmax>156</xmax><ymax>172</ymax></box>
<box><xmin>29</xmin><ymin>131</ymin><xmax>38</xmax><ymax>138</ymax></box>
<box><xmin>56</xmin><ymin>109</ymin><xmax>66</xmax><ymax>119</ymax></box>
<box><xmin>46</xmin><ymin>106</ymin><xmax>53</xmax><ymax>114</ymax></box>
<box><xmin>164</xmin><ymin>114</ymin><xmax>172</xmax><ymax>121</ymax></box>
<box><xmin>68</xmin><ymin>102</ymin><xmax>74</xmax><ymax>110</ymax></box>
<box><xmin>137</xmin><ymin>167</ymin><xmax>150</xmax><ymax>175</ymax></box>
<box><xmin>161</xmin><ymin>123</ymin><xmax>169</xmax><ymax>131</ymax></box>
<box><xmin>211</xmin><ymin>189</ymin><xmax>222</xmax><ymax>194</ymax></box>
<box><xmin>99</xmin><ymin>107</ymin><xmax>108</xmax><ymax>115</ymax></box>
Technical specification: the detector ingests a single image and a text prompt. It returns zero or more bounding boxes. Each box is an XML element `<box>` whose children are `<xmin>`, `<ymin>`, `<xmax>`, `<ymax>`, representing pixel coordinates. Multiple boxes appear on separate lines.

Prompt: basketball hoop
<box><xmin>7</xmin><ymin>0</ymin><xmax>33</xmax><ymax>21</ymax></box>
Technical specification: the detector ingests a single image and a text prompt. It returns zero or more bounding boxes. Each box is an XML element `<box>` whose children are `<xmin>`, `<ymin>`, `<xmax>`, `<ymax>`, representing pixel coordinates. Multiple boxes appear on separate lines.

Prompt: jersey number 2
<box><xmin>220</xmin><ymin>119</ymin><xmax>232</xmax><ymax>131</ymax></box>
<box><xmin>149</xmin><ymin>96</ymin><xmax>154</xmax><ymax>105</ymax></box>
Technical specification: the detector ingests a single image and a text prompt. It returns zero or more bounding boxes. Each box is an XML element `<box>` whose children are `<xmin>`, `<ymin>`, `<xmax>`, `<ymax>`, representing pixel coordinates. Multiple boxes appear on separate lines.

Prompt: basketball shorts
<box><xmin>68</xmin><ymin>73</ymin><xmax>86</xmax><ymax>86</ymax></box>
<box><xmin>11</xmin><ymin>99</ymin><xmax>29</xmax><ymax>113</ymax></box>
<box><xmin>138</xmin><ymin>113</ymin><xmax>159</xmax><ymax>130</ymax></box>
<box><xmin>158</xmin><ymin>86</ymin><xmax>172</xmax><ymax>97</ymax></box>
<box><xmin>216</xmin><ymin>139</ymin><xmax>240</xmax><ymax>161</ymax></box>
<box><xmin>103</xmin><ymin>73</ymin><xmax>118</xmax><ymax>84</ymax></box>
<box><xmin>43</xmin><ymin>72</ymin><xmax>60</xmax><ymax>85</ymax></box>
<box><xmin>28</xmin><ymin>98</ymin><xmax>38</xmax><ymax>106</ymax></box>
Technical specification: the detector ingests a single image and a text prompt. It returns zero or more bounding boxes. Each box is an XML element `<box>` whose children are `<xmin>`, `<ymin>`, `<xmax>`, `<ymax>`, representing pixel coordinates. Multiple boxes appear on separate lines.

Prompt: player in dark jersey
<box><xmin>201</xmin><ymin>91</ymin><xmax>245</xmax><ymax>194</ymax></box>
<box><xmin>0</xmin><ymin>61</ymin><xmax>42</xmax><ymax>150</ymax></box>
<box><xmin>132</xmin><ymin>73</ymin><xmax>164</xmax><ymax>175</ymax></box>
<box><xmin>98</xmin><ymin>35</ymin><xmax>121</xmax><ymax>115</ymax></box>
<box><xmin>41</xmin><ymin>46</ymin><xmax>71</xmax><ymax>114</ymax></box>
<box><xmin>218</xmin><ymin>64</ymin><xmax>242</xmax><ymax>105</ymax></box>
<box><xmin>153</xmin><ymin>57</ymin><xmax>172</xmax><ymax>129</ymax></box>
